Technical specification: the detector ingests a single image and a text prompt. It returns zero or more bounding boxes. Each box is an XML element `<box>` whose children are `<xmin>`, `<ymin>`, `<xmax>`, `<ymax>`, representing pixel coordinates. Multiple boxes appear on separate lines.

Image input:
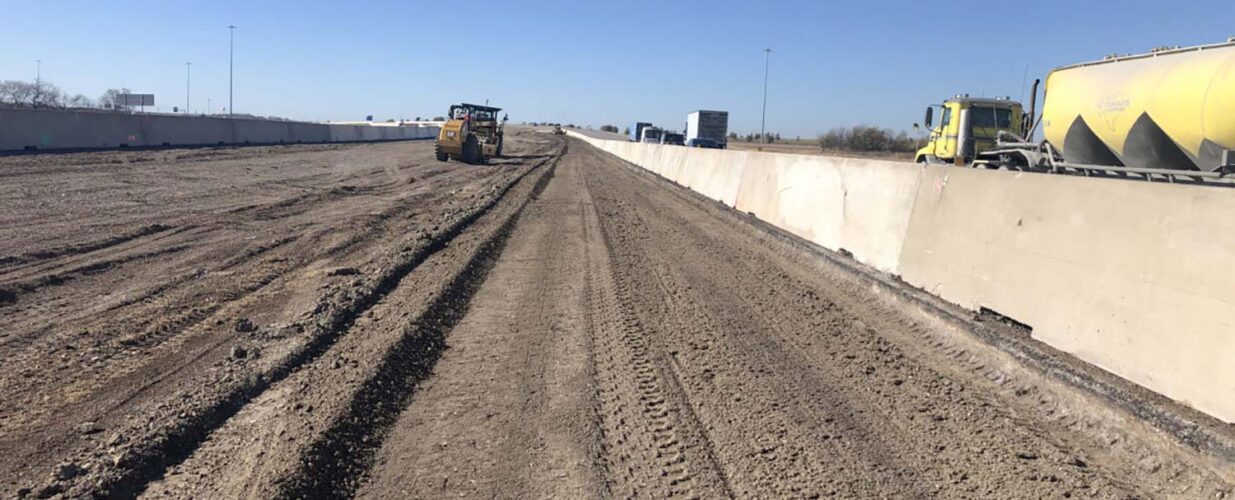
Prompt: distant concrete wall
<box><xmin>577</xmin><ymin>134</ymin><xmax>920</xmax><ymax>274</ymax></box>
<box><xmin>0</xmin><ymin>108</ymin><xmax>436</xmax><ymax>151</ymax></box>
<box><xmin>568</xmin><ymin>130</ymin><xmax>1235</xmax><ymax>424</ymax></box>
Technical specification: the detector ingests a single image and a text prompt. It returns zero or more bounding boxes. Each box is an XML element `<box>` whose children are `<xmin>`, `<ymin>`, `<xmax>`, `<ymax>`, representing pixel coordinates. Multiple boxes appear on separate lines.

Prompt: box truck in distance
<box><xmin>686</xmin><ymin>110</ymin><xmax>728</xmax><ymax>149</ymax></box>
<box><xmin>630</xmin><ymin>122</ymin><xmax>652</xmax><ymax>142</ymax></box>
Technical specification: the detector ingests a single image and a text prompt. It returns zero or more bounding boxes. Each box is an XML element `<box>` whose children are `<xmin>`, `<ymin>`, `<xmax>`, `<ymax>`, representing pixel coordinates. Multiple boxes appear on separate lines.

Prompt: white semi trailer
<box><xmin>686</xmin><ymin>110</ymin><xmax>729</xmax><ymax>149</ymax></box>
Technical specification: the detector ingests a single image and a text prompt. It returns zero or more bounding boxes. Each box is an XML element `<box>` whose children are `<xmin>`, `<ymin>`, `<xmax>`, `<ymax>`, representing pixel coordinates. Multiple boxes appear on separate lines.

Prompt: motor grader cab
<box><xmin>435</xmin><ymin>103</ymin><xmax>505</xmax><ymax>164</ymax></box>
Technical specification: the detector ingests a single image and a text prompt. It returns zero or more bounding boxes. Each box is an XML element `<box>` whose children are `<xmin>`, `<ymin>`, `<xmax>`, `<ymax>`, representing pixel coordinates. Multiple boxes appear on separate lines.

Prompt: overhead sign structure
<box><xmin>114</xmin><ymin>94</ymin><xmax>155</xmax><ymax>107</ymax></box>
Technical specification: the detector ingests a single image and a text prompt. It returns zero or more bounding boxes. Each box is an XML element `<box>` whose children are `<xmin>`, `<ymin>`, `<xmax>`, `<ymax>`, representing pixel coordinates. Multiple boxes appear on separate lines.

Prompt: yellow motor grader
<box><xmin>435</xmin><ymin>103</ymin><xmax>505</xmax><ymax>164</ymax></box>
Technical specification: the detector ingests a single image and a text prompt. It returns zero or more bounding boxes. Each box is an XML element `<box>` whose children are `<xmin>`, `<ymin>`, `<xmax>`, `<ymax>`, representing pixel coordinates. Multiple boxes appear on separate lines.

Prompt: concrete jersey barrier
<box><xmin>0</xmin><ymin>108</ymin><xmax>437</xmax><ymax>151</ymax></box>
<box><xmin>571</xmin><ymin>131</ymin><xmax>921</xmax><ymax>274</ymax></box>
<box><xmin>566</xmin><ymin>129</ymin><xmax>1235</xmax><ymax>424</ymax></box>
<box><xmin>898</xmin><ymin>166</ymin><xmax>1235</xmax><ymax>422</ymax></box>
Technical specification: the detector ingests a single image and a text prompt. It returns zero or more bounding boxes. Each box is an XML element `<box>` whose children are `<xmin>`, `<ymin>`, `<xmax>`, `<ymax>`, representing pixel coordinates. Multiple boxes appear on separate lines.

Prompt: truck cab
<box><xmin>631</xmin><ymin>122</ymin><xmax>652</xmax><ymax>142</ymax></box>
<box><xmin>915</xmin><ymin>96</ymin><xmax>1024</xmax><ymax>165</ymax></box>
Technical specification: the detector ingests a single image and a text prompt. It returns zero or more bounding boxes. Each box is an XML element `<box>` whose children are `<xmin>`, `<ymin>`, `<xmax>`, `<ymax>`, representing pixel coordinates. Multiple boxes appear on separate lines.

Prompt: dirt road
<box><xmin>2</xmin><ymin>134</ymin><xmax>1231</xmax><ymax>498</ymax></box>
<box><xmin>0</xmin><ymin>132</ymin><xmax>559</xmax><ymax>497</ymax></box>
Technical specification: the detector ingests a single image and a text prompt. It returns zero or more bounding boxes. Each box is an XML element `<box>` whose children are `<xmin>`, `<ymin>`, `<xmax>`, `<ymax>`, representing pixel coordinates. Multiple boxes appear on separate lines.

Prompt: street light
<box><xmin>760</xmin><ymin>48</ymin><xmax>772</xmax><ymax>144</ymax></box>
<box><xmin>228</xmin><ymin>25</ymin><xmax>236</xmax><ymax>117</ymax></box>
<box><xmin>186</xmin><ymin>62</ymin><xmax>192</xmax><ymax>114</ymax></box>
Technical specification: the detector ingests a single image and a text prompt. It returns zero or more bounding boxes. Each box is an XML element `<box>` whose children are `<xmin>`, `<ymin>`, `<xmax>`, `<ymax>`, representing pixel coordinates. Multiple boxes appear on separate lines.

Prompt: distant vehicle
<box><xmin>686</xmin><ymin>110</ymin><xmax>728</xmax><ymax>149</ymax></box>
<box><xmin>640</xmin><ymin>127</ymin><xmax>664</xmax><ymax>144</ymax></box>
<box><xmin>686</xmin><ymin>137</ymin><xmax>722</xmax><ymax>149</ymax></box>
<box><xmin>630</xmin><ymin>122</ymin><xmax>652</xmax><ymax>142</ymax></box>
<box><xmin>661</xmin><ymin>132</ymin><xmax>685</xmax><ymax>146</ymax></box>
<box><xmin>552</xmin><ymin>125</ymin><xmax>565</xmax><ymax>135</ymax></box>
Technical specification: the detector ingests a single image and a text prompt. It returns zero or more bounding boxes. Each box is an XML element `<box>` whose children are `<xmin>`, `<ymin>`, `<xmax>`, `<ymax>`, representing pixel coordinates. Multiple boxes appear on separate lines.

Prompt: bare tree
<box><xmin>0</xmin><ymin>81</ymin><xmax>29</xmax><ymax>105</ymax></box>
<box><xmin>66</xmin><ymin>94</ymin><xmax>94</xmax><ymax>108</ymax></box>
<box><xmin>30</xmin><ymin>81</ymin><xmax>64</xmax><ymax>108</ymax></box>
<box><xmin>99</xmin><ymin>88</ymin><xmax>133</xmax><ymax>110</ymax></box>
<box><xmin>0</xmin><ymin>80</ymin><xmax>65</xmax><ymax>108</ymax></box>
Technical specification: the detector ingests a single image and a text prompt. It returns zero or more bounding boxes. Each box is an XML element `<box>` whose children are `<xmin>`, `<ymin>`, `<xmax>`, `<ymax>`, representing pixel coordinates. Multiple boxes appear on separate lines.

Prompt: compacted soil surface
<box><xmin>1</xmin><ymin>133</ymin><xmax>1231</xmax><ymax>498</ymax></box>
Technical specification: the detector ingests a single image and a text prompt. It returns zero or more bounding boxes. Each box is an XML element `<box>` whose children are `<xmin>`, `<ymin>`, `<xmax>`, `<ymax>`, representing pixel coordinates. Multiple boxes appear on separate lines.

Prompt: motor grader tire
<box><xmin>462</xmin><ymin>135</ymin><xmax>480</xmax><ymax>164</ymax></box>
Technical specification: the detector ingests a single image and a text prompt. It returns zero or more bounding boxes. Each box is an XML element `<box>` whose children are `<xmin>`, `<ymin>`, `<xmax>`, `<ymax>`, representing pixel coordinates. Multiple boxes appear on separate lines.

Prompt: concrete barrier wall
<box><xmin>571</xmin><ymin>132</ymin><xmax>920</xmax><ymax>274</ymax></box>
<box><xmin>568</xmin><ymin>130</ymin><xmax>1235</xmax><ymax>423</ymax></box>
<box><xmin>898</xmin><ymin>166</ymin><xmax>1235</xmax><ymax>422</ymax></box>
<box><xmin>0</xmin><ymin>108</ymin><xmax>436</xmax><ymax>151</ymax></box>
<box><xmin>729</xmin><ymin>152</ymin><xmax>922</xmax><ymax>274</ymax></box>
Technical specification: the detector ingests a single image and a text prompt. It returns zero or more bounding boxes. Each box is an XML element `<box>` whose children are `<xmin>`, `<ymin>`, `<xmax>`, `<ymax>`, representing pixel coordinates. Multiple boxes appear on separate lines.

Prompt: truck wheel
<box><xmin>434</xmin><ymin>143</ymin><xmax>448</xmax><ymax>162</ymax></box>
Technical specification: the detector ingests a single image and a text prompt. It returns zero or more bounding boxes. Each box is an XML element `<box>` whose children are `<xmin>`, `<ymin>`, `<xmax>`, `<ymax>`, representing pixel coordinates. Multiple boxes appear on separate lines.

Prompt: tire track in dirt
<box><xmin>95</xmin><ymin>153</ymin><xmax>550</xmax><ymax>499</ymax></box>
<box><xmin>0</xmin><ymin>134</ymin><xmax>559</xmax><ymax>498</ymax></box>
<box><xmin>0</xmin><ymin>223</ymin><xmax>175</xmax><ymax>270</ymax></box>
<box><xmin>274</xmin><ymin>147</ymin><xmax>560</xmax><ymax>498</ymax></box>
<box><xmin>351</xmin><ymin>144</ymin><xmax>604</xmax><ymax>500</ymax></box>
<box><xmin>579</xmin><ymin>154</ymin><xmax>733</xmax><ymax>500</ymax></box>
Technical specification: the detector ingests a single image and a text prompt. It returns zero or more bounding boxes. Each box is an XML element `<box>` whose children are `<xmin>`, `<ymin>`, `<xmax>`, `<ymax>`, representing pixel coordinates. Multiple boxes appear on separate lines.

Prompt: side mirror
<box><xmin>924</xmin><ymin>107</ymin><xmax>934</xmax><ymax>128</ymax></box>
<box><xmin>912</xmin><ymin>123</ymin><xmax>920</xmax><ymax>130</ymax></box>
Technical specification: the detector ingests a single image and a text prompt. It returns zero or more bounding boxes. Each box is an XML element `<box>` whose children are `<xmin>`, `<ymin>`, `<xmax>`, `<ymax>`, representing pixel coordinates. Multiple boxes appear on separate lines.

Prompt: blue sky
<box><xmin>1</xmin><ymin>0</ymin><xmax>1230</xmax><ymax>137</ymax></box>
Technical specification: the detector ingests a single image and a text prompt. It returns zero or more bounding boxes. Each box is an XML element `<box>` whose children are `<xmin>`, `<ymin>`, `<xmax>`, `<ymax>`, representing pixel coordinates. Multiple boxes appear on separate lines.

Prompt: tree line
<box><xmin>0</xmin><ymin>78</ymin><xmax>167</xmax><ymax>111</ymax></box>
<box><xmin>817</xmin><ymin>125</ymin><xmax>918</xmax><ymax>153</ymax></box>
<box><xmin>0</xmin><ymin>79</ymin><xmax>299</xmax><ymax>120</ymax></box>
<box><xmin>0</xmin><ymin>79</ymin><xmax>99</xmax><ymax>109</ymax></box>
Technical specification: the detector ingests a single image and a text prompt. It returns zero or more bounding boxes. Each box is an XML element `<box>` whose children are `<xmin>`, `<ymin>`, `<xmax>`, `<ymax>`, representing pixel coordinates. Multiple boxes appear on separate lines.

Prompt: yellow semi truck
<box><xmin>916</xmin><ymin>39</ymin><xmax>1235</xmax><ymax>181</ymax></box>
<box><xmin>914</xmin><ymin>96</ymin><xmax>1026</xmax><ymax>165</ymax></box>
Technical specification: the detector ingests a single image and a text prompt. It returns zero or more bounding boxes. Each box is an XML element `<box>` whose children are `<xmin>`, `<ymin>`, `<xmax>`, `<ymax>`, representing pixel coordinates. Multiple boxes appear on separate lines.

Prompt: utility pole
<box><xmin>35</xmin><ymin>59</ymin><xmax>41</xmax><ymax>84</ymax></box>
<box><xmin>228</xmin><ymin>25</ymin><xmax>236</xmax><ymax>117</ymax></box>
<box><xmin>760</xmin><ymin>48</ymin><xmax>772</xmax><ymax>144</ymax></box>
<box><xmin>186</xmin><ymin>62</ymin><xmax>192</xmax><ymax>114</ymax></box>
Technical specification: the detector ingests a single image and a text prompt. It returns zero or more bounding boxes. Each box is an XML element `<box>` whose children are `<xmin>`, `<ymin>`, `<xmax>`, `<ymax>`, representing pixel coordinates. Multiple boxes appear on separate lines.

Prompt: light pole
<box><xmin>760</xmin><ymin>48</ymin><xmax>772</xmax><ymax>144</ymax></box>
<box><xmin>185</xmin><ymin>62</ymin><xmax>192</xmax><ymax>114</ymax></box>
<box><xmin>228</xmin><ymin>25</ymin><xmax>236</xmax><ymax>117</ymax></box>
<box><xmin>35</xmin><ymin>59</ymin><xmax>41</xmax><ymax>84</ymax></box>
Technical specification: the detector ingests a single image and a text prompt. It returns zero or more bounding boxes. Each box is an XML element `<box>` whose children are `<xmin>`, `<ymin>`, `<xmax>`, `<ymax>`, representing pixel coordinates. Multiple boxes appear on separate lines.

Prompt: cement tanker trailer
<box><xmin>1041</xmin><ymin>40</ymin><xmax>1235</xmax><ymax>172</ymax></box>
<box><xmin>926</xmin><ymin>39</ymin><xmax>1235</xmax><ymax>184</ymax></box>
